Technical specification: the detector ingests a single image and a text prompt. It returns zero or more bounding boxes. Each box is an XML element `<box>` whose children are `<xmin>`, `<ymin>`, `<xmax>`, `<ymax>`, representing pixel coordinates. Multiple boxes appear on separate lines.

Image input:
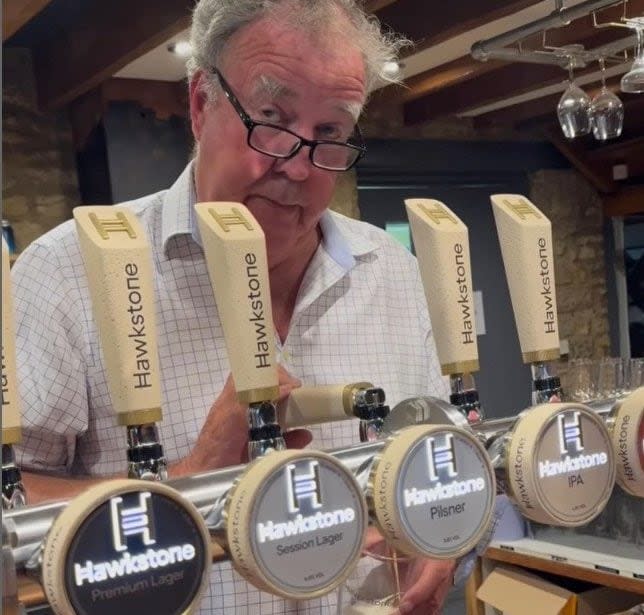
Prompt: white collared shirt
<box><xmin>12</xmin><ymin>163</ymin><xmax>448</xmax><ymax>613</ymax></box>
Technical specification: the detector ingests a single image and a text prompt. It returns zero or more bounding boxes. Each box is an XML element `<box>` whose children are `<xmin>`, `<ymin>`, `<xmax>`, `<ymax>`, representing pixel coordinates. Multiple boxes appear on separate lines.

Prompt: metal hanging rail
<box><xmin>471</xmin><ymin>0</ymin><xmax>628</xmax><ymax>64</ymax></box>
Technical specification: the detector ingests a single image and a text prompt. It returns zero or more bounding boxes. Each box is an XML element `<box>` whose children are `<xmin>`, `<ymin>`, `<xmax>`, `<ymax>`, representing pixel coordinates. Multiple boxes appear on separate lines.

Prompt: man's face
<box><xmin>190</xmin><ymin>16</ymin><xmax>366</xmax><ymax>268</ymax></box>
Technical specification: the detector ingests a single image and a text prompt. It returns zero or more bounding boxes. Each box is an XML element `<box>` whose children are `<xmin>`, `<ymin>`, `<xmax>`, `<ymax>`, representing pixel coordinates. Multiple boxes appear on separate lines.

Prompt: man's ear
<box><xmin>189</xmin><ymin>71</ymin><xmax>210</xmax><ymax>141</ymax></box>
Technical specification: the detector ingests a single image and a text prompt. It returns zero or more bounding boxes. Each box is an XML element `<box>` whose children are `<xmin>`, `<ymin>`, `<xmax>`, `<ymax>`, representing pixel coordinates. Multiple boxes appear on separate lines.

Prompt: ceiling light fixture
<box><xmin>382</xmin><ymin>61</ymin><xmax>404</xmax><ymax>77</ymax></box>
<box><xmin>167</xmin><ymin>41</ymin><xmax>192</xmax><ymax>58</ymax></box>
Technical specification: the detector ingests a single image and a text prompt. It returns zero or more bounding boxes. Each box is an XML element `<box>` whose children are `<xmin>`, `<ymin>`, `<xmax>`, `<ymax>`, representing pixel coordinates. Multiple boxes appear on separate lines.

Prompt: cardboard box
<box><xmin>476</xmin><ymin>564</ymin><xmax>643</xmax><ymax>615</ymax></box>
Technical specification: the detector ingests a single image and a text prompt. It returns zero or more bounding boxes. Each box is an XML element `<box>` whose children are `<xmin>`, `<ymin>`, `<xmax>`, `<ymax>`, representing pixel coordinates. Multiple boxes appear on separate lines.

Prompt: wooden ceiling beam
<box><xmin>33</xmin><ymin>0</ymin><xmax>193</xmax><ymax>110</ymax></box>
<box><xmin>374</xmin><ymin>0</ymin><xmax>536</xmax><ymax>56</ymax></box>
<box><xmin>404</xmin><ymin>62</ymin><xmax>565</xmax><ymax>124</ymax></box>
<box><xmin>521</xmin><ymin>0</ymin><xmax>644</xmax><ymax>49</ymax></box>
<box><xmin>2</xmin><ymin>0</ymin><xmax>53</xmax><ymax>42</ymax></box>
<box><xmin>365</xmin><ymin>0</ymin><xmax>399</xmax><ymax>12</ymax></box>
<box><xmin>403</xmin><ymin>33</ymin><xmax>635</xmax><ymax>125</ymax></box>
<box><xmin>474</xmin><ymin>76</ymin><xmax>624</xmax><ymax>127</ymax></box>
<box><xmin>604</xmin><ymin>185</ymin><xmax>644</xmax><ymax>217</ymax></box>
<box><xmin>401</xmin><ymin>57</ymin><xmax>506</xmax><ymax>103</ymax></box>
<box><xmin>402</xmin><ymin>0</ymin><xmax>643</xmax><ymax>125</ymax></box>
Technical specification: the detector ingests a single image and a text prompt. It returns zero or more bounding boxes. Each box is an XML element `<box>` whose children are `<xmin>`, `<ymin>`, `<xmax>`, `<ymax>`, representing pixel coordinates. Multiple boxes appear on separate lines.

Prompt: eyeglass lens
<box><xmin>249</xmin><ymin>125</ymin><xmax>360</xmax><ymax>170</ymax></box>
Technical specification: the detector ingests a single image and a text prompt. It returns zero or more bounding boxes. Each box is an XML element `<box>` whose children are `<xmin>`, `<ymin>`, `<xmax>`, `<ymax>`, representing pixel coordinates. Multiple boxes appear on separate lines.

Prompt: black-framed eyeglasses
<box><xmin>210</xmin><ymin>68</ymin><xmax>366</xmax><ymax>172</ymax></box>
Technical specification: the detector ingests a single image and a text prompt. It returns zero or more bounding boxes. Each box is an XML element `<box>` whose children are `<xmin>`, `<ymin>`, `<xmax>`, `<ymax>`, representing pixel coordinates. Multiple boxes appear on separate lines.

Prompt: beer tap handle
<box><xmin>74</xmin><ymin>207</ymin><xmax>167</xmax><ymax>480</ymax></box>
<box><xmin>405</xmin><ymin>199</ymin><xmax>483</xmax><ymax>421</ymax></box>
<box><xmin>278</xmin><ymin>383</ymin><xmax>389</xmax><ymax>441</ymax></box>
<box><xmin>2</xmin><ymin>239</ymin><xmax>26</xmax><ymax>508</ymax></box>
<box><xmin>195</xmin><ymin>203</ymin><xmax>282</xmax><ymax>458</ymax></box>
<box><xmin>2</xmin><ymin>240</ymin><xmax>22</xmax><ymax>446</ymax></box>
<box><xmin>490</xmin><ymin>195</ymin><xmax>562</xmax><ymax>402</ymax></box>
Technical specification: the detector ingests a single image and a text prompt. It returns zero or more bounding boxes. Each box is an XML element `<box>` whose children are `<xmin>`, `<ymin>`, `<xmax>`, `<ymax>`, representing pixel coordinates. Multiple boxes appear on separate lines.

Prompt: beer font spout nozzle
<box><xmin>449</xmin><ymin>372</ymin><xmax>483</xmax><ymax>424</ymax></box>
<box><xmin>2</xmin><ymin>445</ymin><xmax>26</xmax><ymax>510</ymax></box>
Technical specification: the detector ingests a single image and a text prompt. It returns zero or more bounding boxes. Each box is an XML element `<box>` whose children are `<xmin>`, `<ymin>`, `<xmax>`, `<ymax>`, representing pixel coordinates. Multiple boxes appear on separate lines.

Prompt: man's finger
<box><xmin>283</xmin><ymin>428</ymin><xmax>313</xmax><ymax>449</ymax></box>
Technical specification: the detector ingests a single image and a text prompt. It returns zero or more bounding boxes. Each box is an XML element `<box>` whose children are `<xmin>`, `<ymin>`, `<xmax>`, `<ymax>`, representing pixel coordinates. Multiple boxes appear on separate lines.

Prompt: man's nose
<box><xmin>273</xmin><ymin>145</ymin><xmax>312</xmax><ymax>182</ymax></box>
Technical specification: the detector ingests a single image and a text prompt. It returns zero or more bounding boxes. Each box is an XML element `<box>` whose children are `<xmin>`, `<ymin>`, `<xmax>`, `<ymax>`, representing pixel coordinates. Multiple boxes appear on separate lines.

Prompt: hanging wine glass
<box><xmin>621</xmin><ymin>23</ymin><xmax>644</xmax><ymax>94</ymax></box>
<box><xmin>557</xmin><ymin>59</ymin><xmax>591</xmax><ymax>139</ymax></box>
<box><xmin>590</xmin><ymin>57</ymin><xmax>624</xmax><ymax>141</ymax></box>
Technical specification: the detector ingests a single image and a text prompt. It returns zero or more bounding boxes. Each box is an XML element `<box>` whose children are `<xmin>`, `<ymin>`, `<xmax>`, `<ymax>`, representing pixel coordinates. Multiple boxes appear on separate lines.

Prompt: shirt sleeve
<box><xmin>11</xmin><ymin>241</ymin><xmax>89</xmax><ymax>474</ymax></box>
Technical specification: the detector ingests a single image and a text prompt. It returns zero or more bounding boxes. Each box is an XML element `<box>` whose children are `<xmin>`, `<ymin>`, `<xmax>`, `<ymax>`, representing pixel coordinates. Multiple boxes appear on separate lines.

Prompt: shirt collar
<box><xmin>161</xmin><ymin>162</ymin><xmax>377</xmax><ymax>267</ymax></box>
<box><xmin>319</xmin><ymin>211</ymin><xmax>375</xmax><ymax>271</ymax></box>
<box><xmin>161</xmin><ymin>162</ymin><xmax>198</xmax><ymax>254</ymax></box>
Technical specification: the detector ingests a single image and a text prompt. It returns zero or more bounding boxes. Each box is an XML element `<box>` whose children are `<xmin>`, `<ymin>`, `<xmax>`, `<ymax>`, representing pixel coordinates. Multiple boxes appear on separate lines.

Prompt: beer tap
<box><xmin>491</xmin><ymin>196</ymin><xmax>643</xmax><ymax>498</ymax></box>
<box><xmin>490</xmin><ymin>194</ymin><xmax>563</xmax><ymax>404</ymax></box>
<box><xmin>2</xmin><ymin>239</ymin><xmax>26</xmax><ymax>509</ymax></box>
<box><xmin>278</xmin><ymin>382</ymin><xmax>390</xmax><ymax>442</ymax></box>
<box><xmin>195</xmin><ymin>202</ymin><xmax>285</xmax><ymax>459</ymax></box>
<box><xmin>75</xmin><ymin>207</ymin><xmax>167</xmax><ymax>480</ymax></box>
<box><xmin>600</xmin><ymin>387</ymin><xmax>644</xmax><ymax>498</ymax></box>
<box><xmin>398</xmin><ymin>197</ymin><xmax>617</xmax><ymax>526</ymax></box>
<box><xmin>405</xmin><ymin>198</ymin><xmax>483</xmax><ymax>423</ymax></box>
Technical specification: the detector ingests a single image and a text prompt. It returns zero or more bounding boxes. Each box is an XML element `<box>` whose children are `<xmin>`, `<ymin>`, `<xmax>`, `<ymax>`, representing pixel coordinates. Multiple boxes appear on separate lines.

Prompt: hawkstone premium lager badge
<box><xmin>222</xmin><ymin>449</ymin><xmax>367</xmax><ymax>599</ymax></box>
<box><xmin>507</xmin><ymin>403</ymin><xmax>616</xmax><ymax>526</ymax></box>
<box><xmin>370</xmin><ymin>425</ymin><xmax>496</xmax><ymax>559</ymax></box>
<box><xmin>41</xmin><ymin>480</ymin><xmax>211</xmax><ymax>615</ymax></box>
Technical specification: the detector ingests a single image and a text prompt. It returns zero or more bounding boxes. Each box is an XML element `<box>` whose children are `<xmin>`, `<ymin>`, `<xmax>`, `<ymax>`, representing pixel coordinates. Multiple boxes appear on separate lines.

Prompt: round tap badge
<box><xmin>370</xmin><ymin>425</ymin><xmax>495</xmax><ymax>559</ymax></box>
<box><xmin>224</xmin><ymin>449</ymin><xmax>367</xmax><ymax>599</ymax></box>
<box><xmin>609</xmin><ymin>387</ymin><xmax>644</xmax><ymax>498</ymax></box>
<box><xmin>507</xmin><ymin>403</ymin><xmax>616</xmax><ymax>526</ymax></box>
<box><xmin>41</xmin><ymin>480</ymin><xmax>211</xmax><ymax>615</ymax></box>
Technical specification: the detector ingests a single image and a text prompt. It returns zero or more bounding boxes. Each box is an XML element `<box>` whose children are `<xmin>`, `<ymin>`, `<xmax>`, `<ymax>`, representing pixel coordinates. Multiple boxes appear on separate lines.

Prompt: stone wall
<box><xmin>2</xmin><ymin>48</ymin><xmax>81</xmax><ymax>252</ymax></box>
<box><xmin>529</xmin><ymin>169</ymin><xmax>612</xmax><ymax>361</ymax></box>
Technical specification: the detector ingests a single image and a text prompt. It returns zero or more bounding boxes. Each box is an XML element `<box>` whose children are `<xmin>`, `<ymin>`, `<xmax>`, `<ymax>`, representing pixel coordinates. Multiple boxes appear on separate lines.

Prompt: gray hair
<box><xmin>186</xmin><ymin>0</ymin><xmax>410</xmax><ymax>105</ymax></box>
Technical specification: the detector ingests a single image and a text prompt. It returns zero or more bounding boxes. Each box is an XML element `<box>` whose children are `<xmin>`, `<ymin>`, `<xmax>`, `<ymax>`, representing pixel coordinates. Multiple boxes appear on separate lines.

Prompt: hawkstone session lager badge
<box><xmin>42</xmin><ymin>480</ymin><xmax>211</xmax><ymax>615</ymax></box>
<box><xmin>222</xmin><ymin>449</ymin><xmax>367</xmax><ymax>599</ymax></box>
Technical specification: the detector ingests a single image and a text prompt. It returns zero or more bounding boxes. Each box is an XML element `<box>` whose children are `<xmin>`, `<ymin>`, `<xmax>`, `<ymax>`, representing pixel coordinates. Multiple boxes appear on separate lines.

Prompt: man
<box><xmin>13</xmin><ymin>0</ymin><xmax>454</xmax><ymax>612</ymax></box>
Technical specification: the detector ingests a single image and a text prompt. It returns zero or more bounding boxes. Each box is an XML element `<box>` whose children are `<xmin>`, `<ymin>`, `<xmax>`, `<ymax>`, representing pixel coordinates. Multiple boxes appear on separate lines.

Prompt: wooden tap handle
<box><xmin>491</xmin><ymin>194</ymin><xmax>560</xmax><ymax>364</ymax></box>
<box><xmin>2</xmin><ymin>239</ymin><xmax>21</xmax><ymax>444</ymax></box>
<box><xmin>74</xmin><ymin>206</ymin><xmax>162</xmax><ymax>426</ymax></box>
<box><xmin>278</xmin><ymin>382</ymin><xmax>373</xmax><ymax>428</ymax></box>
<box><xmin>406</xmin><ymin>199</ymin><xmax>479</xmax><ymax>375</ymax></box>
<box><xmin>195</xmin><ymin>203</ymin><xmax>279</xmax><ymax>404</ymax></box>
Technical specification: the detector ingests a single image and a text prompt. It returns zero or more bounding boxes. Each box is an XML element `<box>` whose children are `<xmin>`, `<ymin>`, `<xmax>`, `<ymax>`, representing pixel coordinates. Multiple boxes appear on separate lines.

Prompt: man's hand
<box><xmin>395</xmin><ymin>557</ymin><xmax>455</xmax><ymax>615</ymax></box>
<box><xmin>172</xmin><ymin>365</ymin><xmax>308</xmax><ymax>476</ymax></box>
<box><xmin>363</xmin><ymin>527</ymin><xmax>455</xmax><ymax>615</ymax></box>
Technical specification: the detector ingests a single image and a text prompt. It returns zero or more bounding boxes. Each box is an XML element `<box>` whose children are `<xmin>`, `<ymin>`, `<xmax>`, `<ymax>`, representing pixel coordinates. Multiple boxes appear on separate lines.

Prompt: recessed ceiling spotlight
<box><xmin>382</xmin><ymin>61</ymin><xmax>404</xmax><ymax>77</ymax></box>
<box><xmin>167</xmin><ymin>41</ymin><xmax>192</xmax><ymax>58</ymax></box>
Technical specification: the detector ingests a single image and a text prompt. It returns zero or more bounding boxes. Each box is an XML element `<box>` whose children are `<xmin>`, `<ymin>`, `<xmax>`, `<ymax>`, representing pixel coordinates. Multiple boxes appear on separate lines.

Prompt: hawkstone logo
<box><xmin>286</xmin><ymin>461</ymin><xmax>322</xmax><ymax>513</ymax></box>
<box><xmin>403</xmin><ymin>435</ymin><xmax>486</xmax><ymax>509</ymax></box>
<box><xmin>72</xmin><ymin>492</ymin><xmax>198</xmax><ymax>587</ymax></box>
<box><xmin>538</xmin><ymin>412</ymin><xmax>608</xmax><ymax>479</ymax></box>
<box><xmin>255</xmin><ymin>460</ymin><xmax>357</xmax><ymax>543</ymax></box>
